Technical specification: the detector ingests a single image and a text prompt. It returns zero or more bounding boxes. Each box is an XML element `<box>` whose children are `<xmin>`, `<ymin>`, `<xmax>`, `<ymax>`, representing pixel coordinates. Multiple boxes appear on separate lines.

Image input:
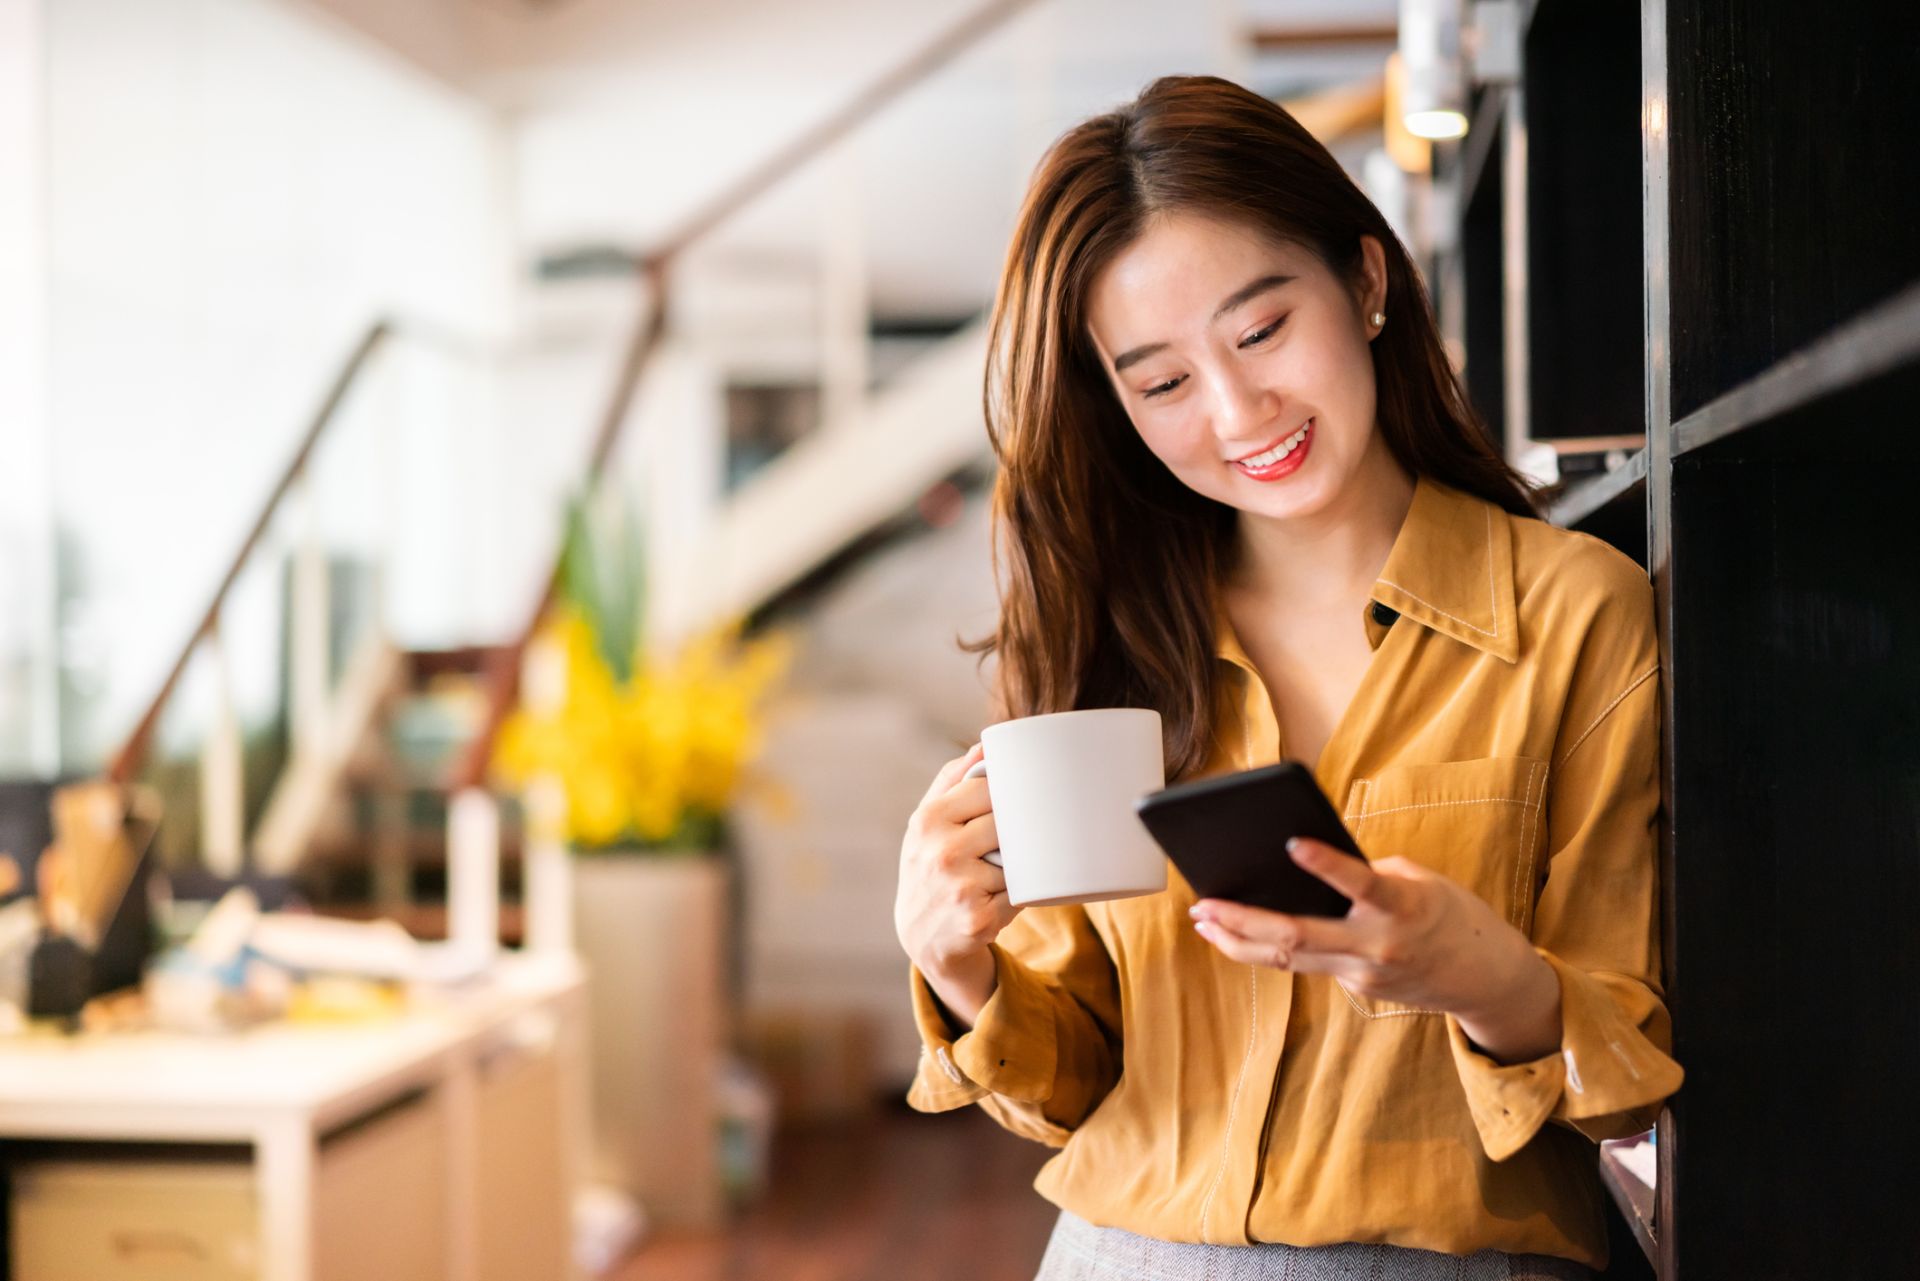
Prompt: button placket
<box><xmin>1201</xmin><ymin>965</ymin><xmax>1296</xmax><ymax>1245</ymax></box>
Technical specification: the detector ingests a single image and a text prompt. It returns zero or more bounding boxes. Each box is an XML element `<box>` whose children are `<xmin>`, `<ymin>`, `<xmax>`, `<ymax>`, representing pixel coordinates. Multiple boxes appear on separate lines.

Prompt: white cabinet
<box><xmin>474</xmin><ymin>1031</ymin><xmax>569</xmax><ymax>1281</ymax></box>
<box><xmin>12</xmin><ymin>1158</ymin><xmax>260</xmax><ymax>1281</ymax></box>
<box><xmin>0</xmin><ymin>956</ymin><xmax>586</xmax><ymax>1281</ymax></box>
<box><xmin>313</xmin><ymin>1091</ymin><xmax>450</xmax><ymax>1281</ymax></box>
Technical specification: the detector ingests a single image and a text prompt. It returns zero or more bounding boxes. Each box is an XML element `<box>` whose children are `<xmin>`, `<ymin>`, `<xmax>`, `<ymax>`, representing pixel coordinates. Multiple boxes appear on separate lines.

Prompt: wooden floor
<box><xmin>609</xmin><ymin>1098</ymin><xmax>1061</xmax><ymax>1281</ymax></box>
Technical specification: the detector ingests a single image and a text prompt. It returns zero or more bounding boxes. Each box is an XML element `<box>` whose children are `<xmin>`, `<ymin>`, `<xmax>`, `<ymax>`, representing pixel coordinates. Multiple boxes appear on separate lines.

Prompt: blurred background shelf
<box><xmin>1598</xmin><ymin>1138</ymin><xmax>1658</xmax><ymax>1271</ymax></box>
<box><xmin>1446</xmin><ymin>1</ymin><xmax>1920</xmax><ymax>1275</ymax></box>
<box><xmin>1546</xmin><ymin>447</ymin><xmax>1646</xmax><ymax>534</ymax></box>
<box><xmin>1672</xmin><ymin>281</ymin><xmax>1920</xmax><ymax>458</ymax></box>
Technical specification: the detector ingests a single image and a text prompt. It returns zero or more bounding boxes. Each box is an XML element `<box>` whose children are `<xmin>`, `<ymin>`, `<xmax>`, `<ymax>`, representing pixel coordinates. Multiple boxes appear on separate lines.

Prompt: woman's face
<box><xmin>1085</xmin><ymin>211</ymin><xmax>1389</xmax><ymax>524</ymax></box>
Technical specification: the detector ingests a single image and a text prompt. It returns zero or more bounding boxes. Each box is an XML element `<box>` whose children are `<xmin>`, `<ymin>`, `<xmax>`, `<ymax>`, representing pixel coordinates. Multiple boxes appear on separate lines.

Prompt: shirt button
<box><xmin>935</xmin><ymin>1045</ymin><xmax>966</xmax><ymax>1085</ymax></box>
<box><xmin>1370</xmin><ymin>601</ymin><xmax>1399</xmax><ymax>627</ymax></box>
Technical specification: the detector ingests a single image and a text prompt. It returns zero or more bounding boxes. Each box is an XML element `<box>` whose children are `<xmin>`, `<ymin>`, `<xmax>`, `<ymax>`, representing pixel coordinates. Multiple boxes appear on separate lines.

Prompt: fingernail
<box><xmin>1193</xmin><ymin>920</ymin><xmax>1213</xmax><ymax>938</ymax></box>
<box><xmin>1286</xmin><ymin>837</ymin><xmax>1309</xmax><ymax>859</ymax></box>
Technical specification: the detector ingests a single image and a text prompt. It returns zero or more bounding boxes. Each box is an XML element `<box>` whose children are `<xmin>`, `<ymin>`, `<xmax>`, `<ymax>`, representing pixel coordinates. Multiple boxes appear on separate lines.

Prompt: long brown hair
<box><xmin>966</xmin><ymin>75</ymin><xmax>1536</xmax><ymax>780</ymax></box>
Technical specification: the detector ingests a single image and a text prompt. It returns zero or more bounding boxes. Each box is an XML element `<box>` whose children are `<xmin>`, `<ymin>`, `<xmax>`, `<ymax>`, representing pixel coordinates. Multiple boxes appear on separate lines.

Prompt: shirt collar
<box><xmin>1370</xmin><ymin>473</ymin><xmax>1520</xmax><ymax>662</ymax></box>
<box><xmin>1213</xmin><ymin>473</ymin><xmax>1520</xmax><ymax>668</ymax></box>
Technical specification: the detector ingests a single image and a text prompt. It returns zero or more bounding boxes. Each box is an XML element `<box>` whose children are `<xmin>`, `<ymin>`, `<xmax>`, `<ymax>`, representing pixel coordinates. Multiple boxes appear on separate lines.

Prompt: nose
<box><xmin>1213</xmin><ymin>364</ymin><xmax>1283</xmax><ymax>445</ymax></box>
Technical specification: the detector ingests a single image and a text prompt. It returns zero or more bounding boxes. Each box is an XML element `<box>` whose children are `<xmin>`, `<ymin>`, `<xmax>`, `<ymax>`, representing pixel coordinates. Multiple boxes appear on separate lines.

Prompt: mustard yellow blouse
<box><xmin>904</xmin><ymin>474</ymin><xmax>1683</xmax><ymax>1269</ymax></box>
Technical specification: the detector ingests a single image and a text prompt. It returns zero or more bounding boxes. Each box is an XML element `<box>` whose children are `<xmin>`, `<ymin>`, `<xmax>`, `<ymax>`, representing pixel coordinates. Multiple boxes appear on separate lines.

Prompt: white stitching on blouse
<box><xmin>1242</xmin><ymin>688</ymin><xmax>1254</xmax><ymax>768</ymax></box>
<box><xmin>1511</xmin><ymin>760</ymin><xmax>1548</xmax><ymax>926</ymax></box>
<box><xmin>1488</xmin><ymin>507</ymin><xmax>1497</xmax><ymax>632</ymax></box>
<box><xmin>1508</xmin><ymin>764</ymin><xmax>1535</xmax><ymax>925</ymax></box>
<box><xmin>1342</xmin><ymin>778</ymin><xmax>1371</xmax><ymax>823</ymax></box>
<box><xmin>1198</xmin><ymin>966</ymin><xmax>1260</xmax><ymax>1238</ymax></box>
<box><xmin>1557</xmin><ymin>666</ymin><xmax>1658</xmax><ymax>767</ymax></box>
<box><xmin>1339</xmin><ymin>980</ymin><xmax>1444</xmax><ymax>1019</ymax></box>
<box><xmin>1345</xmin><ymin>796</ymin><xmax>1535</xmax><ymax>820</ymax></box>
<box><xmin>1374</xmin><ymin>507</ymin><xmax>1502</xmax><ymax>640</ymax></box>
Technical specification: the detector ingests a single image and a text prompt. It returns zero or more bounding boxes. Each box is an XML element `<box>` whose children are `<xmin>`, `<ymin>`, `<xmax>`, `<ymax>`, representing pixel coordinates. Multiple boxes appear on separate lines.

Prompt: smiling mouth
<box><xmin>1221</xmin><ymin>420</ymin><xmax>1313</xmax><ymax>466</ymax></box>
<box><xmin>1236</xmin><ymin>422</ymin><xmax>1313</xmax><ymax>478</ymax></box>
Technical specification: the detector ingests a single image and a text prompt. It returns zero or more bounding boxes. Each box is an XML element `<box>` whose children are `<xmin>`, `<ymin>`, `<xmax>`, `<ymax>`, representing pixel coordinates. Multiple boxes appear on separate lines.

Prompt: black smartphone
<box><xmin>1133</xmin><ymin>762</ymin><xmax>1368</xmax><ymax>917</ymax></box>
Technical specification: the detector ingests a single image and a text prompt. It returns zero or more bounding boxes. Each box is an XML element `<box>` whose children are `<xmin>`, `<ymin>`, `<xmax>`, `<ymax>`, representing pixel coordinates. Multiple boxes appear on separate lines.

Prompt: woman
<box><xmin>892</xmin><ymin>75</ymin><xmax>1681</xmax><ymax>1279</ymax></box>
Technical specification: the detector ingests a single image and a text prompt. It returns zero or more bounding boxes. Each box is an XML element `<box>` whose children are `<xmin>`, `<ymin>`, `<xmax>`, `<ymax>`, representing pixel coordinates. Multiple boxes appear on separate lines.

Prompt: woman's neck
<box><xmin>1227</xmin><ymin>437</ymin><xmax>1416</xmax><ymax>613</ymax></box>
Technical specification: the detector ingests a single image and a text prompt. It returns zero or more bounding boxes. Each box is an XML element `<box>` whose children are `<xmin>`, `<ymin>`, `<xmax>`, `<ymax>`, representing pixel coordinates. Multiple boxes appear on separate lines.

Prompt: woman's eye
<box><xmin>1142</xmin><ymin>376</ymin><xmax>1185</xmax><ymax>399</ymax></box>
<box><xmin>1241</xmin><ymin>317</ymin><xmax>1286</xmax><ymax>347</ymax></box>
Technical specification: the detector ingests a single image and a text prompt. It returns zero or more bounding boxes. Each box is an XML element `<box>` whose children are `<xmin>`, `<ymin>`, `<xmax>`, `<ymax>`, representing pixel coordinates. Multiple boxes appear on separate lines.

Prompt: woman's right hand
<box><xmin>894</xmin><ymin>741</ymin><xmax>1020</xmax><ymax>1026</ymax></box>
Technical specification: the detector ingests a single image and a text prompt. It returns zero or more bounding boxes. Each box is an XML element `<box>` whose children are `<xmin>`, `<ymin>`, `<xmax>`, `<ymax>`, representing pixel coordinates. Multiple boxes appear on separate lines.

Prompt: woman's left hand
<box><xmin>1188</xmin><ymin>838</ymin><xmax>1555</xmax><ymax>1051</ymax></box>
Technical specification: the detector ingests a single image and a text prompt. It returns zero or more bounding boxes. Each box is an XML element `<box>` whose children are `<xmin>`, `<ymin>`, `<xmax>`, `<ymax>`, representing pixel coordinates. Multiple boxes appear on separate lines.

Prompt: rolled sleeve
<box><xmin>1448</xmin><ymin>949</ymin><xmax>1685</xmax><ymax>1161</ymax></box>
<box><xmin>904</xmin><ymin>965</ymin><xmax>990</xmax><ymax>1112</ymax></box>
<box><xmin>905</xmin><ymin>942</ymin><xmax>1060</xmax><ymax>1107</ymax></box>
<box><xmin>1450</xmin><ymin>641</ymin><xmax>1684</xmax><ymax>1162</ymax></box>
<box><xmin>903</xmin><ymin>905</ymin><xmax>1123</xmax><ymax>1147</ymax></box>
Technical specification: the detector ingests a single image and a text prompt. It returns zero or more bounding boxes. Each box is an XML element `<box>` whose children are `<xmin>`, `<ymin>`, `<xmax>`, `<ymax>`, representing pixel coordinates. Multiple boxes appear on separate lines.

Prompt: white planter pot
<box><xmin>571</xmin><ymin>852</ymin><xmax>729</xmax><ymax>1229</ymax></box>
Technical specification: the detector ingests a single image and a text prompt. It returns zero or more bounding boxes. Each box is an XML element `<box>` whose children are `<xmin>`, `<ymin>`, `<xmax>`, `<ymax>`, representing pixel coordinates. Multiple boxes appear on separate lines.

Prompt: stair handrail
<box><xmin>447</xmin><ymin>260</ymin><xmax>670</xmax><ymax>793</ymax></box>
<box><xmin>103</xmin><ymin>307</ymin><xmax>569</xmax><ymax>792</ymax></box>
<box><xmin>105</xmin><ymin>319</ymin><xmax>396</xmax><ymax>788</ymax></box>
<box><xmin>105</xmin><ymin>0</ymin><xmax>1043</xmax><ymax>808</ymax></box>
<box><xmin>445</xmin><ymin>0</ymin><xmax>1044</xmax><ymax>794</ymax></box>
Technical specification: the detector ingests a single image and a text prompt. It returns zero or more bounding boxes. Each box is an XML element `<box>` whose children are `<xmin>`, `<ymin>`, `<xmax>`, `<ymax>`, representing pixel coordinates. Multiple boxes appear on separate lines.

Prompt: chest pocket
<box><xmin>1337</xmin><ymin>755</ymin><xmax>1550</xmax><ymax>1019</ymax></box>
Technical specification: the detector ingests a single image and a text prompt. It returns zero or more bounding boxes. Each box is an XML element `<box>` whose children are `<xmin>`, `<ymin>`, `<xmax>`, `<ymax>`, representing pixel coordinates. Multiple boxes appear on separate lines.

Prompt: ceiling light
<box><xmin>1404</xmin><ymin>109</ymin><xmax>1469</xmax><ymax>139</ymax></box>
<box><xmin>1398</xmin><ymin>0</ymin><xmax>1469</xmax><ymax>140</ymax></box>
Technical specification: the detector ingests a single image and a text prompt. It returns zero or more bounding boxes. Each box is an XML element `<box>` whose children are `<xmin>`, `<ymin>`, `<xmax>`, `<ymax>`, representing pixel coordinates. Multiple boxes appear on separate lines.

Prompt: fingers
<box><xmin>1190</xmin><ymin>898</ymin><xmax>1359</xmax><ymax>958</ymax></box>
<box><xmin>1192</xmin><ymin>916</ymin><xmax>1279</xmax><ymax>967</ymax></box>
<box><xmin>902</xmin><ymin>750</ymin><xmax>1000</xmax><ymax>897</ymax></box>
<box><xmin>921</xmin><ymin>747</ymin><xmax>997</xmax><ymax>829</ymax></box>
<box><xmin>1190</xmin><ymin>917</ymin><xmax>1346</xmax><ymax>972</ymax></box>
<box><xmin>1190</xmin><ymin>925</ymin><xmax>1359</xmax><ymax>975</ymax></box>
<box><xmin>1287</xmin><ymin>837</ymin><xmax>1394</xmax><ymax>910</ymax></box>
<box><xmin>928</xmin><ymin>777</ymin><xmax>994</xmax><ymax>828</ymax></box>
<box><xmin>918</xmin><ymin>741</ymin><xmax>984</xmax><ymax>808</ymax></box>
<box><xmin>986</xmin><ymin>891</ymin><xmax>1022</xmax><ymax>934</ymax></box>
<box><xmin>970</xmin><ymin>819</ymin><xmax>1007</xmax><ymax>897</ymax></box>
<box><xmin>919</xmin><ymin>811</ymin><xmax>1001</xmax><ymax>890</ymax></box>
<box><xmin>1191</xmin><ymin>911</ymin><xmax>1377</xmax><ymax>981</ymax></box>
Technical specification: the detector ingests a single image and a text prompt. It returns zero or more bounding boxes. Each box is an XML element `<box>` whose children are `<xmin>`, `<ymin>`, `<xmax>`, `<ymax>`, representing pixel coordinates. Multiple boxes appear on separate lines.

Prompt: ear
<box><xmin>1356</xmin><ymin>233</ymin><xmax>1389</xmax><ymax>321</ymax></box>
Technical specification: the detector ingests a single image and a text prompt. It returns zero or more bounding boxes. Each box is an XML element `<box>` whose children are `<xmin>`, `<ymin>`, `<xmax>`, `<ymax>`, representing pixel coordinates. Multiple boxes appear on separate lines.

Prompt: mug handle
<box><xmin>962</xmin><ymin>759</ymin><xmax>1003</xmax><ymax>868</ymax></box>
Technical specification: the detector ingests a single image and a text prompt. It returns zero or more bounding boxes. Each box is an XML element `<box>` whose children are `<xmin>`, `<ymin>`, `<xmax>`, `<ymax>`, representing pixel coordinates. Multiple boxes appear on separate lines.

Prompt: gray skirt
<box><xmin>1033</xmin><ymin>1209</ymin><xmax>1597</xmax><ymax>1281</ymax></box>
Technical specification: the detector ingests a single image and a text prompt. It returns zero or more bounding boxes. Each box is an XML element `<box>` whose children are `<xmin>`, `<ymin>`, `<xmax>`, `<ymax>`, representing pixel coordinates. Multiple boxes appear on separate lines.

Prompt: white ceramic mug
<box><xmin>962</xmin><ymin>708</ymin><xmax>1168</xmax><ymax>907</ymax></box>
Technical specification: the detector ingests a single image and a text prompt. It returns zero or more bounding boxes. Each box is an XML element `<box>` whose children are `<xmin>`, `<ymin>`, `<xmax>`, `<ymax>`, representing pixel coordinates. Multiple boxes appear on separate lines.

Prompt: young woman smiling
<box><xmin>893</xmin><ymin>75</ymin><xmax>1682</xmax><ymax>1279</ymax></box>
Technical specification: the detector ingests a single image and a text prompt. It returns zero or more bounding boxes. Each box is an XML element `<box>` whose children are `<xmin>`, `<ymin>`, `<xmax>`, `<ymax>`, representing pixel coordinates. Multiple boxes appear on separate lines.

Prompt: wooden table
<box><xmin>0</xmin><ymin>953</ymin><xmax>587</xmax><ymax>1281</ymax></box>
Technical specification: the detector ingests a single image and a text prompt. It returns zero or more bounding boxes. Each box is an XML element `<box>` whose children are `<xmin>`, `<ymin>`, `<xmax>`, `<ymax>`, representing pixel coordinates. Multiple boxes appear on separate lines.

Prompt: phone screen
<box><xmin>1134</xmin><ymin>762</ymin><xmax>1366</xmax><ymax>916</ymax></box>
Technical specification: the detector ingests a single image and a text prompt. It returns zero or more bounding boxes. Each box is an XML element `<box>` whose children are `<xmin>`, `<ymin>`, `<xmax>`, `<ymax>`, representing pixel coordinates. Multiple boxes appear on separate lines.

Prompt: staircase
<box><xmin>31</xmin><ymin>4</ymin><xmax>1393</xmax><ymax>961</ymax></box>
<box><xmin>297</xmin><ymin>644</ymin><xmax>524</xmax><ymax>942</ymax></box>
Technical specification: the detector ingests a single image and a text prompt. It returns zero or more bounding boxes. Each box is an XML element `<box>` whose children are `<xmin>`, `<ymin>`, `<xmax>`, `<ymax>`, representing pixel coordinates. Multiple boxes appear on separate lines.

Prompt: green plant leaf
<box><xmin>558</xmin><ymin>487</ymin><xmax>648</xmax><ymax>683</ymax></box>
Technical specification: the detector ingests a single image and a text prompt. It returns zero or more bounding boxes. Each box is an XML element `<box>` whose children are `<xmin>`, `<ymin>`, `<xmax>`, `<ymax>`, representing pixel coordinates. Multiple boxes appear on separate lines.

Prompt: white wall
<box><xmin>732</xmin><ymin>489</ymin><xmax>1001</xmax><ymax>1084</ymax></box>
<box><xmin>43</xmin><ymin>0</ymin><xmax>513</xmax><ymax>765</ymax></box>
<box><xmin>0</xmin><ymin>0</ymin><xmax>57</xmax><ymax>775</ymax></box>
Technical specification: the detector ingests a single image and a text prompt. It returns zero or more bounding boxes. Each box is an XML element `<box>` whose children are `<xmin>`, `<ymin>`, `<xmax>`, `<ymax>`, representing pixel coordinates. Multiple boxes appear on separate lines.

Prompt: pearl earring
<box><xmin>1370</xmin><ymin>311</ymin><xmax>1386</xmax><ymax>328</ymax></box>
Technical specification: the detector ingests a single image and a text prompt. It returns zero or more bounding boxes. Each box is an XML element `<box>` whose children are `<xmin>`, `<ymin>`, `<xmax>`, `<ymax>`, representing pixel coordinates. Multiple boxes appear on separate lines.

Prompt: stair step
<box><xmin>305</xmin><ymin>831</ymin><xmax>525</xmax><ymax>870</ymax></box>
<box><xmin>402</xmin><ymin>646</ymin><xmax>513</xmax><ymax>685</ymax></box>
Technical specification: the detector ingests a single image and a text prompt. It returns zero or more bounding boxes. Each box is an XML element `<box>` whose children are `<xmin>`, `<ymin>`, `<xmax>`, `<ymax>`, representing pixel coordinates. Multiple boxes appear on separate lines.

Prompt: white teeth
<box><xmin>1235</xmin><ymin>421</ymin><xmax>1312</xmax><ymax>468</ymax></box>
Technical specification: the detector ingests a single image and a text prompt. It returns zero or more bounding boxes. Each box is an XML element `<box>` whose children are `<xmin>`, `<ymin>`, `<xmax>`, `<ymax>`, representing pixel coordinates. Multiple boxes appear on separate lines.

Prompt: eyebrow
<box><xmin>1108</xmin><ymin>273</ymin><xmax>1298</xmax><ymax>374</ymax></box>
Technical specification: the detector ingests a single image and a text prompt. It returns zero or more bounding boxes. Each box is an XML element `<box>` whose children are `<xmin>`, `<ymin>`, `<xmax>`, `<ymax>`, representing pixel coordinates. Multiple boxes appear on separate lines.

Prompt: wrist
<box><xmin>920</xmin><ymin>947</ymin><xmax>998</xmax><ymax>1031</ymax></box>
<box><xmin>1452</xmin><ymin>938</ymin><xmax>1561</xmax><ymax>1064</ymax></box>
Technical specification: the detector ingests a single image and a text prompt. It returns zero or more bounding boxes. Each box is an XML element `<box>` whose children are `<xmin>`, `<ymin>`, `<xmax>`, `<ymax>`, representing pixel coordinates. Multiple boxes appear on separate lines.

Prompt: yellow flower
<box><xmin>492</xmin><ymin>607</ymin><xmax>793</xmax><ymax>851</ymax></box>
